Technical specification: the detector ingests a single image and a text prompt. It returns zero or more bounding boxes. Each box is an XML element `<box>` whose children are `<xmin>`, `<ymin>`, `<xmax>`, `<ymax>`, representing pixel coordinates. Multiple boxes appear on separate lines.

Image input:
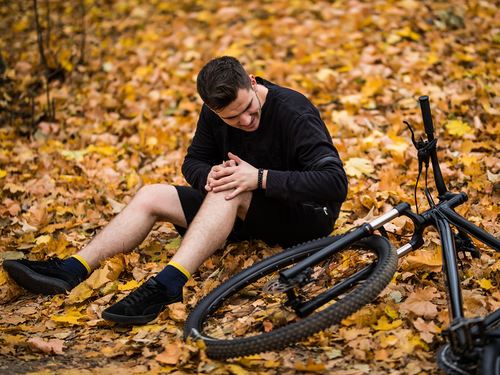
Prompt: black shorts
<box><xmin>173</xmin><ymin>186</ymin><xmax>335</xmax><ymax>248</ymax></box>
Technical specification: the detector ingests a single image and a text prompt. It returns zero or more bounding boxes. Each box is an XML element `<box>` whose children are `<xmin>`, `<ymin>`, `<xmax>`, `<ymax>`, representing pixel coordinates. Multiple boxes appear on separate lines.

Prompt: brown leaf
<box><xmin>155</xmin><ymin>340</ymin><xmax>183</xmax><ymax>365</ymax></box>
<box><xmin>27</xmin><ymin>337</ymin><xmax>65</xmax><ymax>355</ymax></box>
<box><xmin>167</xmin><ymin>302</ymin><xmax>187</xmax><ymax>323</ymax></box>
<box><xmin>400</xmin><ymin>287</ymin><xmax>440</xmax><ymax>319</ymax></box>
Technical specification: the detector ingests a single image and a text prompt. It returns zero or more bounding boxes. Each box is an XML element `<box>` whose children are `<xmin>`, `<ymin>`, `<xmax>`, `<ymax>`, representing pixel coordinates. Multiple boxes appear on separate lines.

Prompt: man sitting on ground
<box><xmin>3</xmin><ymin>56</ymin><xmax>348</xmax><ymax>325</ymax></box>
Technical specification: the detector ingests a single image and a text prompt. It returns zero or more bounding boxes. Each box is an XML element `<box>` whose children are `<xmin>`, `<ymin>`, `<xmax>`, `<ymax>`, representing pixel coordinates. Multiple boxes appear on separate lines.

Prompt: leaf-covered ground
<box><xmin>1</xmin><ymin>0</ymin><xmax>500</xmax><ymax>374</ymax></box>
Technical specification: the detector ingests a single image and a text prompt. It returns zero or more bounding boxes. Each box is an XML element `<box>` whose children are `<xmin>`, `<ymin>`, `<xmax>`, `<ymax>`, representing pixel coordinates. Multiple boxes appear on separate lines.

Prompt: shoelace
<box><xmin>119</xmin><ymin>280</ymin><xmax>158</xmax><ymax>307</ymax></box>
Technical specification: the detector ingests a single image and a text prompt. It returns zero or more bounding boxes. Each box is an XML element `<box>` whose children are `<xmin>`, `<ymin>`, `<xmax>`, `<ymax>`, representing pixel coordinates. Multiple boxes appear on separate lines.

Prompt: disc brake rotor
<box><xmin>263</xmin><ymin>277</ymin><xmax>296</xmax><ymax>294</ymax></box>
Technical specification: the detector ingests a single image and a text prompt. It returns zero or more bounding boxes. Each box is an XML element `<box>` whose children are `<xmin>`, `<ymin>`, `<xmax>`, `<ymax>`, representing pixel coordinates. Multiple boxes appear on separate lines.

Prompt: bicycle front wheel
<box><xmin>184</xmin><ymin>234</ymin><xmax>398</xmax><ymax>359</ymax></box>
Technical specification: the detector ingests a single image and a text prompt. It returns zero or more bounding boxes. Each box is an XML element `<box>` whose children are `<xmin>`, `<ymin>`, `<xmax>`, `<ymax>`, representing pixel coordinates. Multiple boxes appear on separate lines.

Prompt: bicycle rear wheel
<box><xmin>436</xmin><ymin>343</ymin><xmax>477</xmax><ymax>375</ymax></box>
<box><xmin>184</xmin><ymin>234</ymin><xmax>397</xmax><ymax>359</ymax></box>
<box><xmin>479</xmin><ymin>334</ymin><xmax>500</xmax><ymax>375</ymax></box>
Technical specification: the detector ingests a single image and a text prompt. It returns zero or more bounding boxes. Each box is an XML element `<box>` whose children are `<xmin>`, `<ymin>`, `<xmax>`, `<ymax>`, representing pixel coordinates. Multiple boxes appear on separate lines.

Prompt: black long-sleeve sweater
<box><xmin>182</xmin><ymin>77</ymin><xmax>348</xmax><ymax>219</ymax></box>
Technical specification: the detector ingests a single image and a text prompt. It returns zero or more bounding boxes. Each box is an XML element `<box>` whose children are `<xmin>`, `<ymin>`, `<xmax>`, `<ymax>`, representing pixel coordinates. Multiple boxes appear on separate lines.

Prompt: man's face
<box><xmin>214</xmin><ymin>86</ymin><xmax>262</xmax><ymax>132</ymax></box>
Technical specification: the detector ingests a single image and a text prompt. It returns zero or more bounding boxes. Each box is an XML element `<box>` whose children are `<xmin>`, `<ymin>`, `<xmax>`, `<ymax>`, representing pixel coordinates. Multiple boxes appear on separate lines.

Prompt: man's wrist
<box><xmin>257</xmin><ymin>168</ymin><xmax>264</xmax><ymax>190</ymax></box>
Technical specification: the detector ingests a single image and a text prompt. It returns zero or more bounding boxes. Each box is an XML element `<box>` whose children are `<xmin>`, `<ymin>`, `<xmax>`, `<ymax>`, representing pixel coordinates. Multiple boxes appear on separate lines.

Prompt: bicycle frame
<box><xmin>278</xmin><ymin>96</ymin><xmax>500</xmax><ymax>359</ymax></box>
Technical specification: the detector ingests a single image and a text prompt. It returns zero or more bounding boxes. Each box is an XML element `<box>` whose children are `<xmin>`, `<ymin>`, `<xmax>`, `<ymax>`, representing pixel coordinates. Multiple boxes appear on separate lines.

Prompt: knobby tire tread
<box><xmin>184</xmin><ymin>235</ymin><xmax>398</xmax><ymax>359</ymax></box>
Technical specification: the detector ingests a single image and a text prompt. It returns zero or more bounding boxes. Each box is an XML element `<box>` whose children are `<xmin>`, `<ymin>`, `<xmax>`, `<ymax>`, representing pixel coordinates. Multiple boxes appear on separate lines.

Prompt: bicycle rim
<box><xmin>184</xmin><ymin>235</ymin><xmax>397</xmax><ymax>359</ymax></box>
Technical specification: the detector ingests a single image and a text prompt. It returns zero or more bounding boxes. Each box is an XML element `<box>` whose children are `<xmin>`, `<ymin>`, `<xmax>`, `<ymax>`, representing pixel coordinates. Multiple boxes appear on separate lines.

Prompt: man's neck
<box><xmin>256</xmin><ymin>84</ymin><xmax>268</xmax><ymax>108</ymax></box>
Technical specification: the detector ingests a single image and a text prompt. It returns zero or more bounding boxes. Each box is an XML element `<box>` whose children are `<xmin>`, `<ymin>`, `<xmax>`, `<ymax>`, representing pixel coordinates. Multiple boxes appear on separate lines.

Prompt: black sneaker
<box><xmin>101</xmin><ymin>278</ymin><xmax>183</xmax><ymax>325</ymax></box>
<box><xmin>2</xmin><ymin>258</ymin><xmax>82</xmax><ymax>295</ymax></box>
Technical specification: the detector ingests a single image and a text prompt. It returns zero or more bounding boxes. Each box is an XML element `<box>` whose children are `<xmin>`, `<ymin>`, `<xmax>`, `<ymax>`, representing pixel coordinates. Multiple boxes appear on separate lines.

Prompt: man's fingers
<box><xmin>228</xmin><ymin>152</ymin><xmax>242</xmax><ymax>165</ymax></box>
<box><xmin>225</xmin><ymin>187</ymin><xmax>243</xmax><ymax>200</ymax></box>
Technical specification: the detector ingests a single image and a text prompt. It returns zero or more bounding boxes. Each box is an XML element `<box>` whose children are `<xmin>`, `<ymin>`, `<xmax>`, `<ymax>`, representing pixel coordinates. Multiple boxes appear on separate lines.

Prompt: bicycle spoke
<box><xmin>202</xmin><ymin>244</ymin><xmax>377</xmax><ymax>340</ymax></box>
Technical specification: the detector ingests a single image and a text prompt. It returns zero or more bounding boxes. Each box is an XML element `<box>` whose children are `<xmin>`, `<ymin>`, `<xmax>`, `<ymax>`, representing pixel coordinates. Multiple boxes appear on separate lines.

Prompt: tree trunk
<box><xmin>0</xmin><ymin>49</ymin><xmax>6</xmax><ymax>75</ymax></box>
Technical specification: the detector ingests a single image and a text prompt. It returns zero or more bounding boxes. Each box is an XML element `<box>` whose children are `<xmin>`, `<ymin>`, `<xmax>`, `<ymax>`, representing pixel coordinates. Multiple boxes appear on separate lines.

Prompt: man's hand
<box><xmin>206</xmin><ymin>152</ymin><xmax>259</xmax><ymax>200</ymax></box>
<box><xmin>205</xmin><ymin>159</ymin><xmax>236</xmax><ymax>192</ymax></box>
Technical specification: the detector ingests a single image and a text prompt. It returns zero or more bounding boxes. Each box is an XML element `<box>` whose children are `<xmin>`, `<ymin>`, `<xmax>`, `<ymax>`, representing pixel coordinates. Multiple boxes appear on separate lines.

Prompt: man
<box><xmin>3</xmin><ymin>56</ymin><xmax>347</xmax><ymax>325</ymax></box>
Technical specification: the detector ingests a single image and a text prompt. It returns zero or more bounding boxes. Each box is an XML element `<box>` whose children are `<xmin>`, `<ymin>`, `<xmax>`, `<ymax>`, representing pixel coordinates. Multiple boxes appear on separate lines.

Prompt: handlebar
<box><xmin>417</xmin><ymin>95</ymin><xmax>449</xmax><ymax>198</ymax></box>
<box><xmin>419</xmin><ymin>96</ymin><xmax>435</xmax><ymax>140</ymax></box>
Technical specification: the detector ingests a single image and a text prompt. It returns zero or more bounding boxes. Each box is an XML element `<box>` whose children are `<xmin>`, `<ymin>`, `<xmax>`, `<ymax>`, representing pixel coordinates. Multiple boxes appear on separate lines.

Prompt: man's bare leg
<box><xmin>99</xmin><ymin>188</ymin><xmax>252</xmax><ymax>324</ymax></box>
<box><xmin>170</xmin><ymin>189</ymin><xmax>252</xmax><ymax>274</ymax></box>
<box><xmin>77</xmin><ymin>184</ymin><xmax>187</xmax><ymax>270</ymax></box>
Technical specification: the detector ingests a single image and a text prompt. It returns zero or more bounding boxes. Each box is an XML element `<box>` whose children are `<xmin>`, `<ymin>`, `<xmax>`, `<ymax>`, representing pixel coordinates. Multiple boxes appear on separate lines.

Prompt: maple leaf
<box><xmin>345</xmin><ymin>157</ymin><xmax>375</xmax><ymax>178</ymax></box>
<box><xmin>155</xmin><ymin>340</ymin><xmax>183</xmax><ymax>365</ymax></box>
<box><xmin>51</xmin><ymin>308</ymin><xmax>85</xmax><ymax>325</ymax></box>
<box><xmin>399</xmin><ymin>287</ymin><xmax>440</xmax><ymax>319</ymax></box>
<box><xmin>27</xmin><ymin>337</ymin><xmax>65</xmax><ymax>355</ymax></box>
<box><xmin>405</xmin><ymin>249</ymin><xmax>442</xmax><ymax>272</ymax></box>
<box><xmin>68</xmin><ymin>282</ymin><xmax>95</xmax><ymax>304</ymax></box>
<box><xmin>445</xmin><ymin>119</ymin><xmax>472</xmax><ymax>136</ymax></box>
<box><xmin>371</xmin><ymin>316</ymin><xmax>403</xmax><ymax>331</ymax></box>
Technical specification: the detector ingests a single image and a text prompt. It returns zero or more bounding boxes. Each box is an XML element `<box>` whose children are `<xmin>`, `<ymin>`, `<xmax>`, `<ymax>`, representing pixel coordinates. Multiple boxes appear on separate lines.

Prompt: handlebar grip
<box><xmin>419</xmin><ymin>96</ymin><xmax>434</xmax><ymax>137</ymax></box>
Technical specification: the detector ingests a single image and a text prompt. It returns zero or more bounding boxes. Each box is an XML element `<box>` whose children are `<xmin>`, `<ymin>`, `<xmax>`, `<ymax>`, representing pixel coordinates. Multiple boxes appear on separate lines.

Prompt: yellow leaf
<box><xmin>107</xmin><ymin>197</ymin><xmax>126</xmax><ymax>214</ymax></box>
<box><xmin>51</xmin><ymin>309</ymin><xmax>85</xmax><ymax>325</ymax></box>
<box><xmin>3</xmin><ymin>183</ymin><xmax>25</xmax><ymax>193</ymax></box>
<box><xmin>396</xmin><ymin>26</ymin><xmax>420</xmax><ymax>40</ymax></box>
<box><xmin>118</xmin><ymin>279</ymin><xmax>141</xmax><ymax>291</ymax></box>
<box><xmin>35</xmin><ymin>234</ymin><xmax>51</xmax><ymax>245</ymax></box>
<box><xmin>226</xmin><ymin>364</ymin><xmax>249</xmax><ymax>375</ymax></box>
<box><xmin>371</xmin><ymin>316</ymin><xmax>403</xmax><ymax>331</ymax></box>
<box><xmin>345</xmin><ymin>158</ymin><xmax>375</xmax><ymax>178</ymax></box>
<box><xmin>427</xmin><ymin>53</ymin><xmax>439</xmax><ymax>65</ymax></box>
<box><xmin>166</xmin><ymin>237</ymin><xmax>182</xmax><ymax>250</ymax></box>
<box><xmin>445</xmin><ymin>120</ymin><xmax>472</xmax><ymax>136</ymax></box>
<box><xmin>385</xmin><ymin>306</ymin><xmax>399</xmax><ymax>320</ymax></box>
<box><xmin>0</xmin><ymin>169</ymin><xmax>6</xmax><ymax>178</ymax></box>
<box><xmin>316</xmin><ymin>68</ymin><xmax>337</xmax><ymax>81</ymax></box>
<box><xmin>61</xmin><ymin>150</ymin><xmax>87</xmax><ymax>161</ymax></box>
<box><xmin>455</xmin><ymin>52</ymin><xmax>474</xmax><ymax>62</ymax></box>
<box><xmin>86</xmin><ymin>269</ymin><xmax>112</xmax><ymax>290</ymax></box>
<box><xmin>362</xmin><ymin>76</ymin><xmax>385</xmax><ymax>97</ymax></box>
<box><xmin>87</xmin><ymin>145</ymin><xmax>117</xmax><ymax>156</ymax></box>
<box><xmin>126</xmin><ymin>171</ymin><xmax>139</xmax><ymax>190</ymax></box>
<box><xmin>12</xmin><ymin>21</ymin><xmax>27</xmax><ymax>32</ymax></box>
<box><xmin>294</xmin><ymin>358</ymin><xmax>326</xmax><ymax>372</ymax></box>
<box><xmin>67</xmin><ymin>283</ymin><xmax>94</xmax><ymax>304</ymax></box>
<box><xmin>479</xmin><ymin>278</ymin><xmax>493</xmax><ymax>290</ymax></box>
<box><xmin>195</xmin><ymin>339</ymin><xmax>206</xmax><ymax>350</ymax></box>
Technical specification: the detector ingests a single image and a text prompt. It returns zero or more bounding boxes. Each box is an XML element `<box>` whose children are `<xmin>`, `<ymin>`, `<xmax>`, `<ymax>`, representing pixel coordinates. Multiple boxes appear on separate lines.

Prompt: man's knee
<box><xmin>205</xmin><ymin>190</ymin><xmax>252</xmax><ymax>220</ymax></box>
<box><xmin>133</xmin><ymin>184</ymin><xmax>180</xmax><ymax>214</ymax></box>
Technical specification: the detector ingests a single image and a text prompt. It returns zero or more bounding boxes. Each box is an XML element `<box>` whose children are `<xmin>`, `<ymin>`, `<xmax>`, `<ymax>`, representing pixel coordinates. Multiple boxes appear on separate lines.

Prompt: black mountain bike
<box><xmin>184</xmin><ymin>96</ymin><xmax>500</xmax><ymax>374</ymax></box>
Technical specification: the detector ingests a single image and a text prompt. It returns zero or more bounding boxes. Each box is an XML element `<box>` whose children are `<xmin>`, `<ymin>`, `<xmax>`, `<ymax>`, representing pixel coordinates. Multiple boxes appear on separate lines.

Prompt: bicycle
<box><xmin>184</xmin><ymin>96</ymin><xmax>500</xmax><ymax>374</ymax></box>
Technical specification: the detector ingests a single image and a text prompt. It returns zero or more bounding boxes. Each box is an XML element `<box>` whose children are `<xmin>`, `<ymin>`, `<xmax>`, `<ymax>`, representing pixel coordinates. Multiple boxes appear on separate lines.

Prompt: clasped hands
<box><xmin>205</xmin><ymin>152</ymin><xmax>259</xmax><ymax>200</ymax></box>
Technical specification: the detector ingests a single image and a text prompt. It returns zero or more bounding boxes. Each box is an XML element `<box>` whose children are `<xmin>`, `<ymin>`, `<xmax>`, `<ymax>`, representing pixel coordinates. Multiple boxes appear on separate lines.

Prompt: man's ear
<box><xmin>249</xmin><ymin>75</ymin><xmax>258</xmax><ymax>91</ymax></box>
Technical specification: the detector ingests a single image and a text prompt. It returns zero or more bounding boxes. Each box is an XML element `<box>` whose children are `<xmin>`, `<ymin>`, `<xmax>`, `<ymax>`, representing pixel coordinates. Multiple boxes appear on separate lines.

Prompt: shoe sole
<box><xmin>3</xmin><ymin>261</ymin><xmax>72</xmax><ymax>295</ymax></box>
<box><xmin>101</xmin><ymin>310</ymin><xmax>160</xmax><ymax>325</ymax></box>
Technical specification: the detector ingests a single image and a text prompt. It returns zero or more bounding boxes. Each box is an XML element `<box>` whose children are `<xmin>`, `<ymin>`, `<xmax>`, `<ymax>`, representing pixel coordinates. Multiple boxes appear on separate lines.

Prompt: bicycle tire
<box><xmin>436</xmin><ymin>344</ymin><xmax>476</xmax><ymax>375</ymax></box>
<box><xmin>479</xmin><ymin>335</ymin><xmax>500</xmax><ymax>375</ymax></box>
<box><xmin>184</xmin><ymin>234</ymin><xmax>397</xmax><ymax>359</ymax></box>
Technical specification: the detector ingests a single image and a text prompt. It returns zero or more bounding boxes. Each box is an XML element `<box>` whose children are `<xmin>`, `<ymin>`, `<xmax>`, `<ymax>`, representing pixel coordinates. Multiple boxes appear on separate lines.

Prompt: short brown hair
<box><xmin>197</xmin><ymin>56</ymin><xmax>252</xmax><ymax>111</ymax></box>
